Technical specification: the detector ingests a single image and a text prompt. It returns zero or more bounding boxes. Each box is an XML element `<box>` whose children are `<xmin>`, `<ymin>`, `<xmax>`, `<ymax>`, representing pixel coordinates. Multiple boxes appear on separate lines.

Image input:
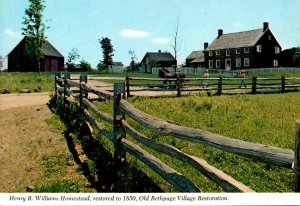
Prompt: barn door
<box><xmin>50</xmin><ymin>59</ymin><xmax>58</xmax><ymax>71</ymax></box>
<box><xmin>44</xmin><ymin>59</ymin><xmax>50</xmax><ymax>71</ymax></box>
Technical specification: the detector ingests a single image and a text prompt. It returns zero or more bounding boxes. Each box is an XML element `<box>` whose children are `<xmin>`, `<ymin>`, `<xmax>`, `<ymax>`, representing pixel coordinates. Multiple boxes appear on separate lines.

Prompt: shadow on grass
<box><xmin>64</xmin><ymin>123</ymin><xmax>163</xmax><ymax>192</ymax></box>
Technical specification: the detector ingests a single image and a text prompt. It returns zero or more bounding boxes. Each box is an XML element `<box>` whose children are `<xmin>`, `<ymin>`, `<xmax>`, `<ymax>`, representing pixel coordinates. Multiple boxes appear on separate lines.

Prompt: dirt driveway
<box><xmin>0</xmin><ymin>92</ymin><xmax>51</xmax><ymax>110</ymax></box>
<box><xmin>0</xmin><ymin>93</ymin><xmax>94</xmax><ymax>192</ymax></box>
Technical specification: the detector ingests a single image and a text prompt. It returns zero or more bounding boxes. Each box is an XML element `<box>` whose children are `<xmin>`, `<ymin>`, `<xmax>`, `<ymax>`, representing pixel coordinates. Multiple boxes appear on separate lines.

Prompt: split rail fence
<box><xmin>55</xmin><ymin>73</ymin><xmax>300</xmax><ymax>192</ymax></box>
<box><xmin>125</xmin><ymin>76</ymin><xmax>300</xmax><ymax>97</ymax></box>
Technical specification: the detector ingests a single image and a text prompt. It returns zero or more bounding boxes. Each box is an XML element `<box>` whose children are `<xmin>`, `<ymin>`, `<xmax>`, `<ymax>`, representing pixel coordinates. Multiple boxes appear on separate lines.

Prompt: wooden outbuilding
<box><xmin>8</xmin><ymin>36</ymin><xmax>64</xmax><ymax>72</ymax></box>
<box><xmin>141</xmin><ymin>50</ymin><xmax>176</xmax><ymax>73</ymax></box>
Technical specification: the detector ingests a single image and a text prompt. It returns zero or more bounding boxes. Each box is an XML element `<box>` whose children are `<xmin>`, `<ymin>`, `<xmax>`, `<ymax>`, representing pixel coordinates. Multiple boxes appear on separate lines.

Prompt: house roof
<box><xmin>8</xmin><ymin>36</ymin><xmax>64</xmax><ymax>58</ymax></box>
<box><xmin>186</xmin><ymin>50</ymin><xmax>204</xmax><ymax>62</ymax></box>
<box><xmin>205</xmin><ymin>28</ymin><xmax>266</xmax><ymax>51</ymax></box>
<box><xmin>144</xmin><ymin>52</ymin><xmax>176</xmax><ymax>62</ymax></box>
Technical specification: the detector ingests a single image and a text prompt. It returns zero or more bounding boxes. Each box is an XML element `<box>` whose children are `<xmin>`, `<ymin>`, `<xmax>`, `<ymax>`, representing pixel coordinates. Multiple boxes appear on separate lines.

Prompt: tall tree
<box><xmin>98</xmin><ymin>37</ymin><xmax>114</xmax><ymax>69</ymax></box>
<box><xmin>22</xmin><ymin>0</ymin><xmax>47</xmax><ymax>72</ymax></box>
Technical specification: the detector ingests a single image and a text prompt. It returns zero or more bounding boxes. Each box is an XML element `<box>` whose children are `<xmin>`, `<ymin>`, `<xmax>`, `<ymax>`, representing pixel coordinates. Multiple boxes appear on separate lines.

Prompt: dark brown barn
<box><xmin>8</xmin><ymin>37</ymin><xmax>64</xmax><ymax>72</ymax></box>
<box><xmin>141</xmin><ymin>50</ymin><xmax>176</xmax><ymax>73</ymax></box>
<box><xmin>204</xmin><ymin>22</ymin><xmax>281</xmax><ymax>70</ymax></box>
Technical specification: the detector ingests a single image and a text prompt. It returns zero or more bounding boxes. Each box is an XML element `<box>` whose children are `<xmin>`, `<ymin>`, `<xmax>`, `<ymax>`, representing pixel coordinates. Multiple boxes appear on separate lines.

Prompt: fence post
<box><xmin>54</xmin><ymin>73</ymin><xmax>58</xmax><ymax>95</ymax></box>
<box><xmin>79</xmin><ymin>75</ymin><xmax>88</xmax><ymax>108</ymax></box>
<box><xmin>281</xmin><ymin>76</ymin><xmax>286</xmax><ymax>93</ymax></box>
<box><xmin>252</xmin><ymin>76</ymin><xmax>257</xmax><ymax>94</ymax></box>
<box><xmin>63</xmin><ymin>73</ymin><xmax>70</xmax><ymax>105</ymax></box>
<box><xmin>217</xmin><ymin>77</ymin><xmax>223</xmax><ymax>95</ymax></box>
<box><xmin>176</xmin><ymin>77</ymin><xmax>181</xmax><ymax>97</ymax></box>
<box><xmin>113</xmin><ymin>83</ymin><xmax>126</xmax><ymax>164</ymax></box>
<box><xmin>294</xmin><ymin>120</ymin><xmax>300</xmax><ymax>192</ymax></box>
<box><xmin>126</xmin><ymin>75</ymin><xmax>130</xmax><ymax>98</ymax></box>
<box><xmin>56</xmin><ymin>73</ymin><xmax>62</xmax><ymax>96</ymax></box>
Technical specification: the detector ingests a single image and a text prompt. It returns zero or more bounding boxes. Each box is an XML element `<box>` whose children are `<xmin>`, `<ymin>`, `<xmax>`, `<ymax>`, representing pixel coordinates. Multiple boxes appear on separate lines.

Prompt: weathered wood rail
<box><xmin>54</xmin><ymin>73</ymin><xmax>300</xmax><ymax>192</ymax></box>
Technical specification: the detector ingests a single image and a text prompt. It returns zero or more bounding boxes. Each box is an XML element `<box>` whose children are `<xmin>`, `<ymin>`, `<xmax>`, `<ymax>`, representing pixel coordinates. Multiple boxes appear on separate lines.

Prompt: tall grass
<box><xmin>0</xmin><ymin>72</ymin><xmax>54</xmax><ymax>93</ymax></box>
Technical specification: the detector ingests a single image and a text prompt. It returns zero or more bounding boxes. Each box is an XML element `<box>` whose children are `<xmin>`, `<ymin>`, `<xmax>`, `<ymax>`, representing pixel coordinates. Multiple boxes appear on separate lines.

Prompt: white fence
<box><xmin>151</xmin><ymin>67</ymin><xmax>300</xmax><ymax>77</ymax></box>
<box><xmin>151</xmin><ymin>67</ymin><xmax>204</xmax><ymax>75</ymax></box>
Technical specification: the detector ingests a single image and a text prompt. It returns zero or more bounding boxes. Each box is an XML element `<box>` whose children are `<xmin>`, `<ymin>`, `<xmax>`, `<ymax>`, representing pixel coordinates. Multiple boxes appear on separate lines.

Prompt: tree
<box><xmin>79</xmin><ymin>59</ymin><xmax>92</xmax><ymax>71</ymax></box>
<box><xmin>0</xmin><ymin>56</ymin><xmax>3</xmax><ymax>71</ymax></box>
<box><xmin>98</xmin><ymin>37</ymin><xmax>114</xmax><ymax>70</ymax></box>
<box><xmin>65</xmin><ymin>48</ymin><xmax>80</xmax><ymax>71</ymax></box>
<box><xmin>293</xmin><ymin>47</ymin><xmax>300</xmax><ymax>66</ymax></box>
<box><xmin>128</xmin><ymin>50</ymin><xmax>139</xmax><ymax>72</ymax></box>
<box><xmin>22</xmin><ymin>0</ymin><xmax>48</xmax><ymax>72</ymax></box>
<box><xmin>171</xmin><ymin>17</ymin><xmax>181</xmax><ymax>72</ymax></box>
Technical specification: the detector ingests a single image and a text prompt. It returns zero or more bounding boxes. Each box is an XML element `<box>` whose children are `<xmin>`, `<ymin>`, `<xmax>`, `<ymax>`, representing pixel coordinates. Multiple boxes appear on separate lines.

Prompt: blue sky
<box><xmin>1</xmin><ymin>0</ymin><xmax>300</xmax><ymax>68</ymax></box>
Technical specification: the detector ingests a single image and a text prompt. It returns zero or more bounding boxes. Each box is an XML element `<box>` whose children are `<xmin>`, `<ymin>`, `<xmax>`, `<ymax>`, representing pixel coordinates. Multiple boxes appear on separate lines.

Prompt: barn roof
<box><xmin>8</xmin><ymin>36</ymin><xmax>64</xmax><ymax>58</ymax></box>
<box><xmin>42</xmin><ymin>40</ymin><xmax>64</xmax><ymax>58</ymax></box>
<box><xmin>205</xmin><ymin>29</ymin><xmax>265</xmax><ymax>51</ymax></box>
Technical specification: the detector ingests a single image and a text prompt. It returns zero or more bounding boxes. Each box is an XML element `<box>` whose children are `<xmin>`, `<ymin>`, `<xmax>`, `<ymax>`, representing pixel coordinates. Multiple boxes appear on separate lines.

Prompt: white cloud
<box><xmin>120</xmin><ymin>29</ymin><xmax>150</xmax><ymax>38</ymax></box>
<box><xmin>234</xmin><ymin>23</ymin><xmax>244</xmax><ymax>28</ymax></box>
<box><xmin>3</xmin><ymin>29</ymin><xmax>21</xmax><ymax>38</ymax></box>
<box><xmin>151</xmin><ymin>37</ymin><xmax>170</xmax><ymax>44</ymax></box>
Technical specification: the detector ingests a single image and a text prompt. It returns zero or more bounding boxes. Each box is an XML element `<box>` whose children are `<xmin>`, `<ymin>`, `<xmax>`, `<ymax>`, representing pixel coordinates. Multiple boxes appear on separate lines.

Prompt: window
<box><xmin>236</xmin><ymin>48</ymin><xmax>240</xmax><ymax>54</ymax></box>
<box><xmin>244</xmin><ymin>58</ymin><xmax>250</xmax><ymax>67</ymax></box>
<box><xmin>216</xmin><ymin>50</ymin><xmax>220</xmax><ymax>55</ymax></box>
<box><xmin>244</xmin><ymin>47</ymin><xmax>249</xmax><ymax>53</ymax></box>
<box><xmin>275</xmin><ymin>46</ymin><xmax>280</xmax><ymax>54</ymax></box>
<box><xmin>226</xmin><ymin>49</ymin><xmax>230</xmax><ymax>56</ymax></box>
<box><xmin>268</xmin><ymin>35</ymin><xmax>272</xmax><ymax>40</ymax></box>
<box><xmin>236</xmin><ymin>58</ymin><xmax>241</xmax><ymax>67</ymax></box>
<box><xmin>216</xmin><ymin>60</ymin><xmax>220</xmax><ymax>68</ymax></box>
<box><xmin>273</xmin><ymin>60</ymin><xmax>279</xmax><ymax>67</ymax></box>
<box><xmin>256</xmin><ymin>45</ymin><xmax>262</xmax><ymax>53</ymax></box>
<box><xmin>209</xmin><ymin>60</ymin><xmax>213</xmax><ymax>68</ymax></box>
<box><xmin>209</xmin><ymin>51</ymin><xmax>213</xmax><ymax>56</ymax></box>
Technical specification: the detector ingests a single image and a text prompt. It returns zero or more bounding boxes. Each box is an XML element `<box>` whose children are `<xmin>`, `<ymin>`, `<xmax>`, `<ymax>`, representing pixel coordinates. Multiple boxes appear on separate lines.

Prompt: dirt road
<box><xmin>0</xmin><ymin>93</ymin><xmax>94</xmax><ymax>192</ymax></box>
<box><xmin>0</xmin><ymin>92</ymin><xmax>51</xmax><ymax>110</ymax></box>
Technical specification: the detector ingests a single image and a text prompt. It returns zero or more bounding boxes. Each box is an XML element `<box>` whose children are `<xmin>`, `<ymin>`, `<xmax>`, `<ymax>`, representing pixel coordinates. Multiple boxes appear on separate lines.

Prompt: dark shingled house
<box><xmin>204</xmin><ymin>22</ymin><xmax>281</xmax><ymax>70</ymax></box>
<box><xmin>141</xmin><ymin>50</ymin><xmax>176</xmax><ymax>73</ymax></box>
<box><xmin>8</xmin><ymin>37</ymin><xmax>64</xmax><ymax>72</ymax></box>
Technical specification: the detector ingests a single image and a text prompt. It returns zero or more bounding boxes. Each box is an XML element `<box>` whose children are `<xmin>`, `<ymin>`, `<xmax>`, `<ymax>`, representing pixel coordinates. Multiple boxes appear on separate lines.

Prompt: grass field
<box><xmin>93</xmin><ymin>92</ymin><xmax>300</xmax><ymax>192</ymax></box>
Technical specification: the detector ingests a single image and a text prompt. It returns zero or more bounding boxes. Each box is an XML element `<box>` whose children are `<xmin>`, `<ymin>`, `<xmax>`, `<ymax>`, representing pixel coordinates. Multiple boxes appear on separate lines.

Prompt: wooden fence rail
<box><xmin>125</xmin><ymin>75</ymin><xmax>300</xmax><ymax>97</ymax></box>
<box><xmin>54</xmin><ymin>73</ymin><xmax>300</xmax><ymax>192</ymax></box>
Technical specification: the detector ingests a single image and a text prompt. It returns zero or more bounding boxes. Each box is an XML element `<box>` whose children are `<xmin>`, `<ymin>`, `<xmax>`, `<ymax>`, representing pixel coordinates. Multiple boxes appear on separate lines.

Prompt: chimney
<box><xmin>158</xmin><ymin>50</ymin><xmax>161</xmax><ymax>53</ymax></box>
<box><xmin>204</xmin><ymin>42</ymin><xmax>208</xmax><ymax>49</ymax></box>
<box><xmin>263</xmin><ymin>22</ymin><xmax>269</xmax><ymax>32</ymax></box>
<box><xmin>218</xmin><ymin>29</ymin><xmax>223</xmax><ymax>38</ymax></box>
